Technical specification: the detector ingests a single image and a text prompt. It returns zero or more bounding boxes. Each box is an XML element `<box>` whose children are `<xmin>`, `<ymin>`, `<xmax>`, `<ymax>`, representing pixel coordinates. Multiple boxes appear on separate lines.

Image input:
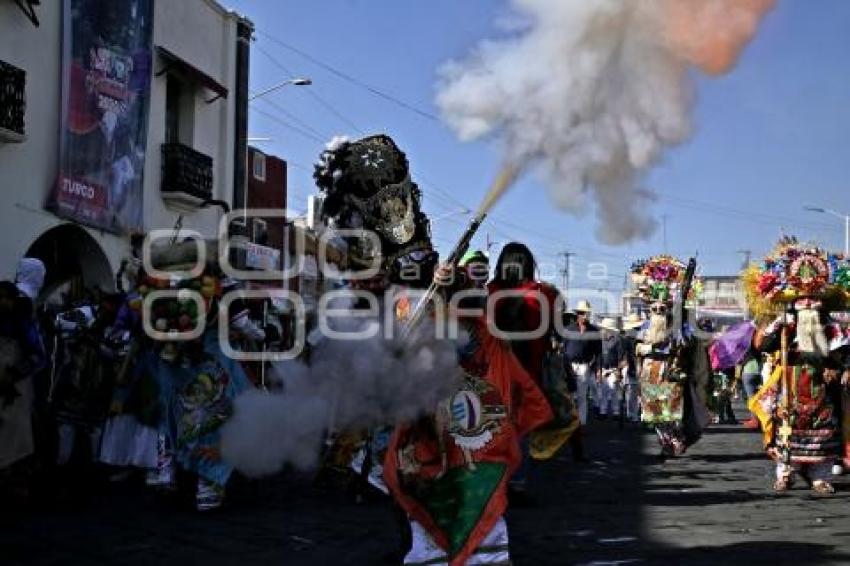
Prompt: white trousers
<box><xmin>405</xmin><ymin>516</ymin><xmax>509</xmax><ymax>565</ymax></box>
<box><xmin>598</xmin><ymin>370</ymin><xmax>622</xmax><ymax>416</ymax></box>
<box><xmin>571</xmin><ymin>362</ymin><xmax>594</xmax><ymax>425</ymax></box>
<box><xmin>624</xmin><ymin>373</ymin><xmax>640</xmax><ymax>421</ymax></box>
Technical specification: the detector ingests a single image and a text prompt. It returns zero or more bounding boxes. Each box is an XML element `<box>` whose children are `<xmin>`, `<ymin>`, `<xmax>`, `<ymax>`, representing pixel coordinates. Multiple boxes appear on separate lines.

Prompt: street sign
<box><xmin>245</xmin><ymin>242</ymin><xmax>280</xmax><ymax>271</ymax></box>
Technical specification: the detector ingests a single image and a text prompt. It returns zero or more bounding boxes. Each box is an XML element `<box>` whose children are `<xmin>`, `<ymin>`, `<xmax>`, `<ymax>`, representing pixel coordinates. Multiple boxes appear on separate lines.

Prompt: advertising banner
<box><xmin>47</xmin><ymin>0</ymin><xmax>154</xmax><ymax>233</ymax></box>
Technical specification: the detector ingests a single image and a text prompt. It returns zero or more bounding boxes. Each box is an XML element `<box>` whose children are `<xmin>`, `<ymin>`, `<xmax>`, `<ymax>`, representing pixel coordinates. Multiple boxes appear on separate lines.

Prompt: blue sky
<box><xmin>226</xmin><ymin>0</ymin><xmax>850</xmax><ymax>298</ymax></box>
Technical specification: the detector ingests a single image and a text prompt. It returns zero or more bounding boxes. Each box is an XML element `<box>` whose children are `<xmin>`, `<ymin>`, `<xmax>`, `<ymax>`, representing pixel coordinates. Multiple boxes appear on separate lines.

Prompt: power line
<box><xmin>414</xmin><ymin>171</ymin><xmax>476</xmax><ymax>212</ymax></box>
<box><xmin>251</xmin><ymin>35</ymin><xmax>644</xmax><ymax>265</ymax></box>
<box><xmin>255</xmin><ymin>37</ymin><xmax>480</xmax><ymax>221</ymax></box>
<box><xmin>253</xmin><ymin>36</ymin><xmax>833</xmax><ymax>245</ymax></box>
<box><xmin>250</xmin><ymin>33</ymin><xmax>813</xmax><ymax>275</ymax></box>
<box><xmin>250</xmin><ymin>106</ymin><xmax>326</xmax><ymax>144</ymax></box>
<box><xmin>255</xmin><ymin>44</ymin><xmax>364</xmax><ymax>135</ymax></box>
<box><xmin>656</xmin><ymin>192</ymin><xmax>836</xmax><ymax>232</ymax></box>
<box><xmin>253</xmin><ymin>97</ymin><xmax>330</xmax><ymax>141</ymax></box>
<box><xmin>257</xmin><ymin>29</ymin><xmax>440</xmax><ymax>123</ymax></box>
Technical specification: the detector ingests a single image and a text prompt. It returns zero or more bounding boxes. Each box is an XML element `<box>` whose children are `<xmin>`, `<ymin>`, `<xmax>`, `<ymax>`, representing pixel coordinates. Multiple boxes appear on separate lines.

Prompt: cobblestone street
<box><xmin>3</xmin><ymin>403</ymin><xmax>849</xmax><ymax>565</ymax></box>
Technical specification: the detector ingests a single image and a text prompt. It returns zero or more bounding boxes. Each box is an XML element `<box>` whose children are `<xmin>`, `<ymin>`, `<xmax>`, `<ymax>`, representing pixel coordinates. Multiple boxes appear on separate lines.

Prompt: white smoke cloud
<box><xmin>221</xmin><ymin>307</ymin><xmax>463</xmax><ymax>477</ymax></box>
<box><xmin>436</xmin><ymin>0</ymin><xmax>771</xmax><ymax>244</ymax></box>
<box><xmin>221</xmin><ymin>388</ymin><xmax>329</xmax><ymax>476</ymax></box>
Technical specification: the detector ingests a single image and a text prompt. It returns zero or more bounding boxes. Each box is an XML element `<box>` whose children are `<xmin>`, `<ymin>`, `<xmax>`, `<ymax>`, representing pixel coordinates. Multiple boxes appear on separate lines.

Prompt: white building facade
<box><xmin>0</xmin><ymin>0</ymin><xmax>252</xmax><ymax>299</ymax></box>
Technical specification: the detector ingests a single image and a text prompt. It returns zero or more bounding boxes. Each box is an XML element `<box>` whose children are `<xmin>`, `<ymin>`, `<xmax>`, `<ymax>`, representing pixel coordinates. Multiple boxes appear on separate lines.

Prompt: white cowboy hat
<box><xmin>622</xmin><ymin>313</ymin><xmax>644</xmax><ymax>330</ymax></box>
<box><xmin>599</xmin><ymin>317</ymin><xmax>619</xmax><ymax>331</ymax></box>
<box><xmin>573</xmin><ymin>299</ymin><xmax>592</xmax><ymax>313</ymax></box>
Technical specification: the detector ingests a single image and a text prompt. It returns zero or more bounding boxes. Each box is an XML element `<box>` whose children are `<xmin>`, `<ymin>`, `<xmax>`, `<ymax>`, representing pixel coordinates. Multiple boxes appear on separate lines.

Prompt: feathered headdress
<box><xmin>314</xmin><ymin>134</ymin><xmax>434</xmax><ymax>283</ymax></box>
<box><xmin>742</xmin><ymin>236</ymin><xmax>850</xmax><ymax>319</ymax></box>
<box><xmin>630</xmin><ymin>254</ymin><xmax>700</xmax><ymax>305</ymax></box>
<box><xmin>741</xmin><ymin>236</ymin><xmax>850</xmax><ymax>319</ymax></box>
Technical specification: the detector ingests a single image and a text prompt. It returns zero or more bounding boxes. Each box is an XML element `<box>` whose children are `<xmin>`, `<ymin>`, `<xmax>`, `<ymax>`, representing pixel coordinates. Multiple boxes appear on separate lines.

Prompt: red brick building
<box><xmin>246</xmin><ymin>146</ymin><xmax>287</xmax><ymax>250</ymax></box>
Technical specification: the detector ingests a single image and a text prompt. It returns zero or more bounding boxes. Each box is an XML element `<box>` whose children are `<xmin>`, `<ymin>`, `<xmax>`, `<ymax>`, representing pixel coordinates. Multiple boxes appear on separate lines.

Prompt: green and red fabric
<box><xmin>384</xmin><ymin>320</ymin><xmax>551</xmax><ymax>566</ymax></box>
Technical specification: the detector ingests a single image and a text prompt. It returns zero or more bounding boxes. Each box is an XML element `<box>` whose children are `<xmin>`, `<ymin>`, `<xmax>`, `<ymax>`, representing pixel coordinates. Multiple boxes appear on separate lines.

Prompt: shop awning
<box><xmin>155</xmin><ymin>46</ymin><xmax>228</xmax><ymax>102</ymax></box>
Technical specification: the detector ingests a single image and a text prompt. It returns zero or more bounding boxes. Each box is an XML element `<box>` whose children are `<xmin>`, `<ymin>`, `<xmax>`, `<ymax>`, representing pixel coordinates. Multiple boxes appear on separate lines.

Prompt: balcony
<box><xmin>161</xmin><ymin>143</ymin><xmax>213</xmax><ymax>209</ymax></box>
<box><xmin>0</xmin><ymin>60</ymin><xmax>26</xmax><ymax>142</ymax></box>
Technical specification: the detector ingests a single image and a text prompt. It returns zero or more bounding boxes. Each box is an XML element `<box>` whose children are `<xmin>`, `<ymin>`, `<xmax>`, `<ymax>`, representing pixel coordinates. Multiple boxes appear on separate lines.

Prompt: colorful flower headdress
<box><xmin>743</xmin><ymin>236</ymin><xmax>850</xmax><ymax>318</ymax></box>
<box><xmin>630</xmin><ymin>255</ymin><xmax>699</xmax><ymax>304</ymax></box>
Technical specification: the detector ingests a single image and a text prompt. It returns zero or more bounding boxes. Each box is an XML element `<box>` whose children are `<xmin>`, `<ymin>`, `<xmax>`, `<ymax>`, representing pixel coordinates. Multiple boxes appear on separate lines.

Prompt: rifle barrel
<box><xmin>400</xmin><ymin>213</ymin><xmax>485</xmax><ymax>341</ymax></box>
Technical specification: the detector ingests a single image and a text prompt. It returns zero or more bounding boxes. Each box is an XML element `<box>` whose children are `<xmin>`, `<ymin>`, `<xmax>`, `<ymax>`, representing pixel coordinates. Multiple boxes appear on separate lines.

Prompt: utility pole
<box><xmin>736</xmin><ymin>249</ymin><xmax>752</xmax><ymax>270</ymax></box>
<box><xmin>661</xmin><ymin>214</ymin><xmax>669</xmax><ymax>253</ymax></box>
<box><xmin>599</xmin><ymin>285</ymin><xmax>609</xmax><ymax>314</ymax></box>
<box><xmin>558</xmin><ymin>251</ymin><xmax>575</xmax><ymax>305</ymax></box>
<box><xmin>486</xmin><ymin>232</ymin><xmax>496</xmax><ymax>255</ymax></box>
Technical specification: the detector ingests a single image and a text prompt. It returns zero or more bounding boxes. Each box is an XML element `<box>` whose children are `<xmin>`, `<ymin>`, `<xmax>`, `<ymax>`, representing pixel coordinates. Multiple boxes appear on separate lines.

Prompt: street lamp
<box><xmin>249</xmin><ymin>77</ymin><xmax>312</xmax><ymax>101</ymax></box>
<box><xmin>243</xmin><ymin>78</ymin><xmax>311</xmax><ymax>226</ymax></box>
<box><xmin>804</xmin><ymin>205</ymin><xmax>850</xmax><ymax>257</ymax></box>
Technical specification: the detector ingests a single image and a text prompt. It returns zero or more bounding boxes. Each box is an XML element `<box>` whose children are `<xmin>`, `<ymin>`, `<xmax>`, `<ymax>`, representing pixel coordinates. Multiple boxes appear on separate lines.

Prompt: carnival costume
<box><xmin>385</xmin><ymin>287</ymin><xmax>552</xmax><ymax>566</ymax></box>
<box><xmin>0</xmin><ymin>259</ymin><xmax>47</xmax><ymax>471</ymax></box>
<box><xmin>133</xmin><ymin>248</ymin><xmax>253</xmax><ymax>510</ymax></box>
<box><xmin>745</xmin><ymin>237</ymin><xmax>846</xmax><ymax>493</ymax></box>
<box><xmin>631</xmin><ymin>255</ymin><xmax>710</xmax><ymax>457</ymax></box>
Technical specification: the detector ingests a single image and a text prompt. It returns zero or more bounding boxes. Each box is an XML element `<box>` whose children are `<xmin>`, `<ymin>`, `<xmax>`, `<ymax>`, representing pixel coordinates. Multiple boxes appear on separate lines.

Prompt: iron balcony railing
<box><xmin>0</xmin><ymin>60</ymin><xmax>26</xmax><ymax>136</ymax></box>
<box><xmin>161</xmin><ymin>142</ymin><xmax>213</xmax><ymax>202</ymax></box>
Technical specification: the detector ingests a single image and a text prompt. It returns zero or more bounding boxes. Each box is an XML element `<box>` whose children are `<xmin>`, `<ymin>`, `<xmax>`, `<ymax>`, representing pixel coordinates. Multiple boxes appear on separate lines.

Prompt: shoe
<box><xmin>148</xmin><ymin>435</ymin><xmax>177</xmax><ymax>490</ymax></box>
<box><xmin>742</xmin><ymin>418</ymin><xmax>760</xmax><ymax>430</ymax></box>
<box><xmin>832</xmin><ymin>464</ymin><xmax>844</xmax><ymax>476</ymax></box>
<box><xmin>145</xmin><ymin>466</ymin><xmax>176</xmax><ymax>491</ymax></box>
<box><xmin>812</xmin><ymin>480</ymin><xmax>835</xmax><ymax>495</ymax></box>
<box><xmin>196</xmin><ymin>478</ymin><xmax>225</xmax><ymax>511</ymax></box>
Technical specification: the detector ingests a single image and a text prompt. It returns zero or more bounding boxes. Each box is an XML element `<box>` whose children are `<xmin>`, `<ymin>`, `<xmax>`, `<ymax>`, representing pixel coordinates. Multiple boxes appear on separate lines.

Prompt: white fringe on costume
<box><xmin>98</xmin><ymin>415</ymin><xmax>157</xmax><ymax>469</ymax></box>
<box><xmin>405</xmin><ymin>516</ymin><xmax>510</xmax><ymax>565</ymax></box>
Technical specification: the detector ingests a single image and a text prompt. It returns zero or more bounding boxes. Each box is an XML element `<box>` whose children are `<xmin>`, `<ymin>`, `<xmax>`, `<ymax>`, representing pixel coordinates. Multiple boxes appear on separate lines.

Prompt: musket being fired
<box><xmin>400</xmin><ymin>213</ymin><xmax>485</xmax><ymax>342</ymax></box>
<box><xmin>399</xmin><ymin>164</ymin><xmax>520</xmax><ymax>342</ymax></box>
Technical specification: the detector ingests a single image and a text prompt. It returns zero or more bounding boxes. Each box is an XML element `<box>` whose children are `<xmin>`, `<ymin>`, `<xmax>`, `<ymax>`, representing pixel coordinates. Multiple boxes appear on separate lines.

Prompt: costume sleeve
<box><xmin>481</xmin><ymin>326</ymin><xmax>553</xmax><ymax>436</ymax></box>
<box><xmin>755</xmin><ymin>326</ymin><xmax>781</xmax><ymax>354</ymax></box>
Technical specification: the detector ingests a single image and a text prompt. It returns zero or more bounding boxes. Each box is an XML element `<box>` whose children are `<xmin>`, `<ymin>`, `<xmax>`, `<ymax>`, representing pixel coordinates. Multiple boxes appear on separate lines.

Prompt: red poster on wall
<box><xmin>46</xmin><ymin>0</ymin><xmax>154</xmax><ymax>234</ymax></box>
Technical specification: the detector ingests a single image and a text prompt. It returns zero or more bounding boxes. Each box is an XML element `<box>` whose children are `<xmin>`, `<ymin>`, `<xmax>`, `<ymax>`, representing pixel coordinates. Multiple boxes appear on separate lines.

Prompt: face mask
<box><xmin>348</xmin><ymin>175</ymin><xmax>416</xmax><ymax>245</ymax></box>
